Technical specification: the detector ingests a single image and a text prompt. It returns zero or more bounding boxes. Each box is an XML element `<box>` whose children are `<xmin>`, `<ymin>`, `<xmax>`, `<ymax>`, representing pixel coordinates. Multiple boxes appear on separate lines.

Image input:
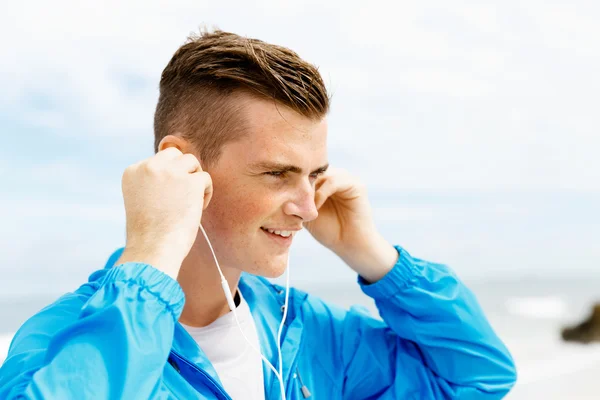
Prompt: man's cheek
<box><xmin>236</xmin><ymin>197</ymin><xmax>271</xmax><ymax>219</ymax></box>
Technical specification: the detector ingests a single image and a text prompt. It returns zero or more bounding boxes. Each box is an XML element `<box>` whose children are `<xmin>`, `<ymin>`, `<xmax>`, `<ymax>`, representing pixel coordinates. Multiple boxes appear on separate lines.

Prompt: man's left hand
<box><xmin>303</xmin><ymin>168</ymin><xmax>399</xmax><ymax>283</ymax></box>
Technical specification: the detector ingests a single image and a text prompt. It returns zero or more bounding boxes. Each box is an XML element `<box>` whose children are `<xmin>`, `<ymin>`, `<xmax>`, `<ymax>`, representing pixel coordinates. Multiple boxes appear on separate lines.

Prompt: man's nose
<box><xmin>283</xmin><ymin>183</ymin><xmax>319</xmax><ymax>222</ymax></box>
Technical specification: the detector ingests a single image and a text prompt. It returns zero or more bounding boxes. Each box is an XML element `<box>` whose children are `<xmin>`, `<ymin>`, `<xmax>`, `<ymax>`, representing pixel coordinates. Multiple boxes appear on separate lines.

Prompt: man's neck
<box><xmin>177</xmin><ymin>234</ymin><xmax>242</xmax><ymax>328</ymax></box>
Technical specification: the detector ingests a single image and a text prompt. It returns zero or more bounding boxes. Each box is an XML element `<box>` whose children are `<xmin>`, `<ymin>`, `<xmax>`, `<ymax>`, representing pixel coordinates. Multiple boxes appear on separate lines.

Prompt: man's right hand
<box><xmin>116</xmin><ymin>147</ymin><xmax>213</xmax><ymax>280</ymax></box>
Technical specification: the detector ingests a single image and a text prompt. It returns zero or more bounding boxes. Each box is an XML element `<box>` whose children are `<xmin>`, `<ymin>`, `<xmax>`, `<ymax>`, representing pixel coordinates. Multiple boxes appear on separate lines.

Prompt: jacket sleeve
<box><xmin>0</xmin><ymin>253</ymin><xmax>185</xmax><ymax>399</ymax></box>
<box><xmin>307</xmin><ymin>245</ymin><xmax>517</xmax><ymax>399</ymax></box>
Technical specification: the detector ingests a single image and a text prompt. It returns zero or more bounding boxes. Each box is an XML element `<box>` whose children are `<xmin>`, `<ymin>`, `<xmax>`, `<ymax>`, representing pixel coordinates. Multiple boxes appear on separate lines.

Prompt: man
<box><xmin>0</xmin><ymin>30</ymin><xmax>517</xmax><ymax>399</ymax></box>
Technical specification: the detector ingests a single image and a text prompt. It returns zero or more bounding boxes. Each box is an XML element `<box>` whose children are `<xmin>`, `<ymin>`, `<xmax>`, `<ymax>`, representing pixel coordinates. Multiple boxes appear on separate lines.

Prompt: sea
<box><xmin>2</xmin><ymin>276</ymin><xmax>600</xmax><ymax>399</ymax></box>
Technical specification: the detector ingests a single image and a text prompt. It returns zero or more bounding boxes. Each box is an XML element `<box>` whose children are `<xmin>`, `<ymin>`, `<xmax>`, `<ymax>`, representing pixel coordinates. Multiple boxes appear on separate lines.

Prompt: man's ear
<box><xmin>158</xmin><ymin>134</ymin><xmax>189</xmax><ymax>153</ymax></box>
<box><xmin>158</xmin><ymin>134</ymin><xmax>204</xmax><ymax>169</ymax></box>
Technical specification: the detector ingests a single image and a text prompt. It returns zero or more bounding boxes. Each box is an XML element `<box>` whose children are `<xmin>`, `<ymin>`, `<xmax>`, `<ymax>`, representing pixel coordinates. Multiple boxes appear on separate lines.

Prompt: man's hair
<box><xmin>154</xmin><ymin>29</ymin><xmax>330</xmax><ymax>166</ymax></box>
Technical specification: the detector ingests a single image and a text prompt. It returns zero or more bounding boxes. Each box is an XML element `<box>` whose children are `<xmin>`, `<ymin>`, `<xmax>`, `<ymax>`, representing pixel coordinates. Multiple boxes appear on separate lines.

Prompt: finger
<box><xmin>314</xmin><ymin>174</ymin><xmax>328</xmax><ymax>191</ymax></box>
<box><xmin>314</xmin><ymin>177</ymin><xmax>337</xmax><ymax>209</ymax></box>
<box><xmin>176</xmin><ymin>153</ymin><xmax>202</xmax><ymax>174</ymax></box>
<box><xmin>194</xmin><ymin>171</ymin><xmax>213</xmax><ymax>210</ymax></box>
<box><xmin>154</xmin><ymin>146</ymin><xmax>183</xmax><ymax>160</ymax></box>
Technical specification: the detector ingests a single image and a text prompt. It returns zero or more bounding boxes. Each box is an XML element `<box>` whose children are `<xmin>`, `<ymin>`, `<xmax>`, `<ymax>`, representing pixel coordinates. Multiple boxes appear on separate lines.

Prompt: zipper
<box><xmin>170</xmin><ymin>350</ymin><xmax>232</xmax><ymax>400</ymax></box>
<box><xmin>296</xmin><ymin>367</ymin><xmax>311</xmax><ymax>398</ymax></box>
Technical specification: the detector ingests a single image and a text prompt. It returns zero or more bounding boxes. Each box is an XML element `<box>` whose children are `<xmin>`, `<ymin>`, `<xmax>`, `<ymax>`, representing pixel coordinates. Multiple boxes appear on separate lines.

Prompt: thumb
<box><xmin>193</xmin><ymin>170</ymin><xmax>213</xmax><ymax>210</ymax></box>
<box><xmin>314</xmin><ymin>179</ymin><xmax>335</xmax><ymax>210</ymax></box>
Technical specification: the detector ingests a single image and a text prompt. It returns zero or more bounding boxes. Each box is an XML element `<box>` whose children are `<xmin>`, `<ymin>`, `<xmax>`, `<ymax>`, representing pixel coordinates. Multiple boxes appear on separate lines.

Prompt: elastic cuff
<box><xmin>358</xmin><ymin>245</ymin><xmax>417</xmax><ymax>299</ymax></box>
<box><xmin>102</xmin><ymin>262</ymin><xmax>185</xmax><ymax>318</ymax></box>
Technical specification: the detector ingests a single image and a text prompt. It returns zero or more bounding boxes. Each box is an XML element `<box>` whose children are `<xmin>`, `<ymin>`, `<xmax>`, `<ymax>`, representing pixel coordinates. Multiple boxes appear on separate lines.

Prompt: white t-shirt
<box><xmin>180</xmin><ymin>292</ymin><xmax>266</xmax><ymax>400</ymax></box>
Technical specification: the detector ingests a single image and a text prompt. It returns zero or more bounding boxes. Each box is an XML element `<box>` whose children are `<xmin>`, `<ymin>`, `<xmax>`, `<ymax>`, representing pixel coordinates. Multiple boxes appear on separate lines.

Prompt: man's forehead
<box><xmin>239</xmin><ymin>95</ymin><xmax>328</xmax><ymax>135</ymax></box>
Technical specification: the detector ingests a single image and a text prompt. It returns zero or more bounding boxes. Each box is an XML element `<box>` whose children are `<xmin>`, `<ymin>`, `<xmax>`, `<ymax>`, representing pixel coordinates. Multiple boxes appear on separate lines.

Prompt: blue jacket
<box><xmin>0</xmin><ymin>246</ymin><xmax>516</xmax><ymax>399</ymax></box>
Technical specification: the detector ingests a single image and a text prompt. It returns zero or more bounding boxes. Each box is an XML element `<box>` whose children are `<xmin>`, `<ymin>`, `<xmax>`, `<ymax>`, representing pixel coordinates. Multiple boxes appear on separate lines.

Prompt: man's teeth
<box><xmin>263</xmin><ymin>228</ymin><xmax>293</xmax><ymax>238</ymax></box>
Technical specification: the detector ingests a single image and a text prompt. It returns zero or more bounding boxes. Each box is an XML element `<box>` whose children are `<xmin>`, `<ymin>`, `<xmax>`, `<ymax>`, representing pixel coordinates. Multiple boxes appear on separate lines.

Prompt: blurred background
<box><xmin>1</xmin><ymin>0</ymin><xmax>599</xmax><ymax>398</ymax></box>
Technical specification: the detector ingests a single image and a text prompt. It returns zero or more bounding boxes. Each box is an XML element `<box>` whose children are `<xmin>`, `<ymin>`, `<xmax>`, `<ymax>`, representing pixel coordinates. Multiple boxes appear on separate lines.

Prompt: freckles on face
<box><xmin>197</xmin><ymin>95</ymin><xmax>327</xmax><ymax>275</ymax></box>
<box><xmin>200</xmin><ymin>160</ymin><xmax>289</xmax><ymax>275</ymax></box>
<box><xmin>205</xmin><ymin>170</ymin><xmax>279</xmax><ymax>241</ymax></box>
<box><xmin>226</xmin><ymin>180</ymin><xmax>277</xmax><ymax>230</ymax></box>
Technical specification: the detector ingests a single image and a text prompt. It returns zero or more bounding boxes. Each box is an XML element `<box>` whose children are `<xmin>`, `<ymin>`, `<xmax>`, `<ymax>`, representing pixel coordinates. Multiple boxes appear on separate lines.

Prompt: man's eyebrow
<box><xmin>250</xmin><ymin>161</ymin><xmax>329</xmax><ymax>175</ymax></box>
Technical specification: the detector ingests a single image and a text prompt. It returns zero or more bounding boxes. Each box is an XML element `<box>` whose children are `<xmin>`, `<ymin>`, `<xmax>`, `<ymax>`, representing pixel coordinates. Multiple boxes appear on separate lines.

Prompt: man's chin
<box><xmin>258</xmin><ymin>267</ymin><xmax>288</xmax><ymax>279</ymax></box>
<box><xmin>245</xmin><ymin>255</ymin><xmax>289</xmax><ymax>279</ymax></box>
<box><xmin>249</xmin><ymin>261</ymin><xmax>288</xmax><ymax>278</ymax></box>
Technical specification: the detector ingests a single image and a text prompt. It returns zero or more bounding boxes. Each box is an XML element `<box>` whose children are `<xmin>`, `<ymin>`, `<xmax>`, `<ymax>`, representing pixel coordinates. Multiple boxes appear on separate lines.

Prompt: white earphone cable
<box><xmin>198</xmin><ymin>224</ymin><xmax>289</xmax><ymax>400</ymax></box>
<box><xmin>277</xmin><ymin>253</ymin><xmax>290</xmax><ymax>381</ymax></box>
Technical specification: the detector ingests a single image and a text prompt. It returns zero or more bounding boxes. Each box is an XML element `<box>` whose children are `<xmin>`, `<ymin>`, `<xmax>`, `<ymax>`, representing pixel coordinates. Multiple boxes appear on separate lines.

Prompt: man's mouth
<box><xmin>260</xmin><ymin>227</ymin><xmax>294</xmax><ymax>238</ymax></box>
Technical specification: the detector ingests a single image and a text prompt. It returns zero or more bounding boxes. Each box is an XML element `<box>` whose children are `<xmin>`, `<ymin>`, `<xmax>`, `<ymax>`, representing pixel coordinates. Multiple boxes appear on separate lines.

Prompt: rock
<box><xmin>562</xmin><ymin>303</ymin><xmax>600</xmax><ymax>343</ymax></box>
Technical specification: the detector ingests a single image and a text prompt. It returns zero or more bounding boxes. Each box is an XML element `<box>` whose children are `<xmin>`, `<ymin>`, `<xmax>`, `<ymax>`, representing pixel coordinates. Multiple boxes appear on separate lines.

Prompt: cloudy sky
<box><xmin>1</xmin><ymin>0</ymin><xmax>599</xmax><ymax>297</ymax></box>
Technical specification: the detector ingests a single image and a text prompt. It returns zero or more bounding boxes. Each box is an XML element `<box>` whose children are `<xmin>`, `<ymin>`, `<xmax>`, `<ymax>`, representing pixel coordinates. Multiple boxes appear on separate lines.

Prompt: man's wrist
<box><xmin>338</xmin><ymin>233</ymin><xmax>399</xmax><ymax>284</ymax></box>
<box><xmin>117</xmin><ymin>246</ymin><xmax>183</xmax><ymax>281</ymax></box>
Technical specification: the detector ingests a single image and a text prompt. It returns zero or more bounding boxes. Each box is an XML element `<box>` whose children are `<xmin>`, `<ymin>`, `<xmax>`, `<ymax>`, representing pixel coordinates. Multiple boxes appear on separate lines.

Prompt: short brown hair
<box><xmin>153</xmin><ymin>29</ymin><xmax>330</xmax><ymax>166</ymax></box>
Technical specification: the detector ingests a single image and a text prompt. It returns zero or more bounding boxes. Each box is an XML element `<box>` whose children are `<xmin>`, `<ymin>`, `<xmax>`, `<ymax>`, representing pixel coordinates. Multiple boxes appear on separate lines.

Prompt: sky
<box><xmin>1</xmin><ymin>0</ymin><xmax>599</xmax><ymax>298</ymax></box>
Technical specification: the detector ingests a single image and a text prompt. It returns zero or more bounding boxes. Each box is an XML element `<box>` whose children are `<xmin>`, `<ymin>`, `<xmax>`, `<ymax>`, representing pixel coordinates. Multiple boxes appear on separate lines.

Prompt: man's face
<box><xmin>201</xmin><ymin>97</ymin><xmax>328</xmax><ymax>277</ymax></box>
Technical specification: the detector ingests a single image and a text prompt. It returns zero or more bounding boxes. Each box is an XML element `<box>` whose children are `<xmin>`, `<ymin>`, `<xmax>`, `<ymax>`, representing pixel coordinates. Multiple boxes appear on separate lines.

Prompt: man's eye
<box><xmin>309</xmin><ymin>172</ymin><xmax>324</xmax><ymax>181</ymax></box>
<box><xmin>266</xmin><ymin>171</ymin><xmax>287</xmax><ymax>178</ymax></box>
